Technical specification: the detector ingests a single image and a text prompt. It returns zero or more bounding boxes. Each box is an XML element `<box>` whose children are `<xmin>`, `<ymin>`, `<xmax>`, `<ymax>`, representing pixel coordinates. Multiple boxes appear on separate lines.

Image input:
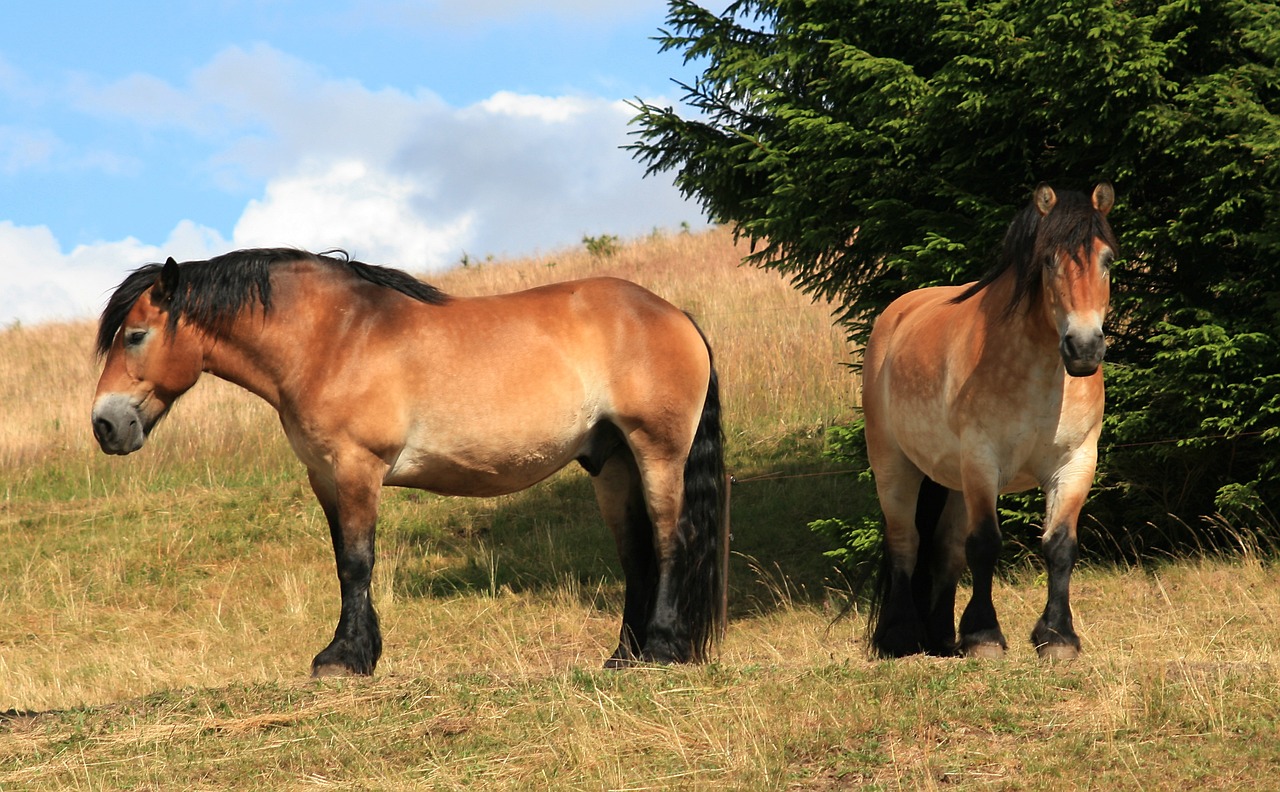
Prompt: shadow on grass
<box><xmin>377</xmin><ymin>432</ymin><xmax>873</xmax><ymax>621</ymax></box>
<box><xmin>386</xmin><ymin>471</ymin><xmax>616</xmax><ymax>602</ymax></box>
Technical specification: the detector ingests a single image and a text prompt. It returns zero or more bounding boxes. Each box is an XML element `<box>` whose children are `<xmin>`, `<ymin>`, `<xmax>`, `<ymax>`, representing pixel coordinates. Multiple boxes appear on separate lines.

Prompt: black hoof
<box><xmin>924</xmin><ymin>641</ymin><xmax>961</xmax><ymax>658</ymax></box>
<box><xmin>1032</xmin><ymin>623</ymin><xmax>1081</xmax><ymax>660</ymax></box>
<box><xmin>311</xmin><ymin>662</ymin><xmax>370</xmax><ymax>678</ymax></box>
<box><xmin>603</xmin><ymin>641</ymin><xmax>687</xmax><ymax>669</ymax></box>
<box><xmin>603</xmin><ymin>656</ymin><xmax>642</xmax><ymax>670</ymax></box>
<box><xmin>959</xmin><ymin>628</ymin><xmax>1008</xmax><ymax>659</ymax></box>
<box><xmin>872</xmin><ymin>639</ymin><xmax>924</xmax><ymax>659</ymax></box>
<box><xmin>311</xmin><ymin>639</ymin><xmax>378</xmax><ymax>678</ymax></box>
<box><xmin>604</xmin><ymin>644</ymin><xmax>640</xmax><ymax>670</ymax></box>
<box><xmin>640</xmin><ymin>641</ymin><xmax>687</xmax><ymax>665</ymax></box>
<box><xmin>872</xmin><ymin>620</ymin><xmax>925</xmax><ymax>659</ymax></box>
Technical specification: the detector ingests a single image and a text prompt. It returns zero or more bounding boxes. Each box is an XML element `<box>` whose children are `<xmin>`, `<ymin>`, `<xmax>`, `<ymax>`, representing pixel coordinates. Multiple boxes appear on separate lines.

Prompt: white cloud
<box><xmin>232</xmin><ymin>159</ymin><xmax>473</xmax><ymax>268</ymax></box>
<box><xmin>0</xmin><ymin>219</ymin><xmax>233</xmax><ymax>326</ymax></box>
<box><xmin>0</xmin><ymin>126</ymin><xmax>58</xmax><ymax>174</ymax></box>
<box><xmin>163</xmin><ymin>220</ymin><xmax>230</xmax><ymax>262</ymax></box>
<box><xmin>70</xmin><ymin>71</ymin><xmax>207</xmax><ymax>131</ymax></box>
<box><xmin>418</xmin><ymin>90</ymin><xmax>700</xmax><ymax>258</ymax></box>
<box><xmin>477</xmin><ymin>91</ymin><xmax>597</xmax><ymax>123</ymax></box>
<box><xmin>0</xmin><ymin>54</ymin><xmax>46</xmax><ymax>105</ymax></box>
<box><xmin>79</xmin><ymin>44</ymin><xmax>701</xmax><ymax>260</ymax></box>
<box><xmin>0</xmin><ymin>43</ymin><xmax>706</xmax><ymax>325</ymax></box>
<box><xmin>0</xmin><ymin>222</ymin><xmax>157</xmax><ymax>325</ymax></box>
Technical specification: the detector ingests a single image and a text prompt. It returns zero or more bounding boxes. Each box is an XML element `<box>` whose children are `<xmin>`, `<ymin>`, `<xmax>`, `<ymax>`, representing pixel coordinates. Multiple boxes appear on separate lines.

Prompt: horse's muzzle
<box><xmin>91</xmin><ymin>394</ymin><xmax>147</xmax><ymax>455</ymax></box>
<box><xmin>1060</xmin><ymin>327</ymin><xmax>1106</xmax><ymax>378</ymax></box>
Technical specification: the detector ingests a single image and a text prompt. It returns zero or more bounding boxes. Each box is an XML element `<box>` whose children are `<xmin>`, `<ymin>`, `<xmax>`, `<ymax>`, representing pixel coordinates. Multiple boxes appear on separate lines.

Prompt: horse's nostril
<box><xmin>93</xmin><ymin>416</ymin><xmax>114</xmax><ymax>441</ymax></box>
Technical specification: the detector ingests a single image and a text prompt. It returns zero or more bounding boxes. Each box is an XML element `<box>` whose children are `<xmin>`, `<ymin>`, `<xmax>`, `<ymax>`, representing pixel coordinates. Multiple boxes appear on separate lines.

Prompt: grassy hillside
<box><xmin>0</xmin><ymin>227</ymin><xmax>858</xmax><ymax>703</ymax></box>
<box><xmin>2</xmin><ymin>229</ymin><xmax>1278</xmax><ymax>789</ymax></box>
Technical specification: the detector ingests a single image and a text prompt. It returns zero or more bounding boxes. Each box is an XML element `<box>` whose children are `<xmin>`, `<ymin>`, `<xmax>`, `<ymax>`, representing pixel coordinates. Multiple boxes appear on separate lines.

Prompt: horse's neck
<box><xmin>975</xmin><ymin>269</ymin><xmax>1060</xmax><ymax>362</ymax></box>
<box><xmin>198</xmin><ymin>275</ymin><xmax>366</xmax><ymax>411</ymax></box>
<box><xmin>198</xmin><ymin>315</ymin><xmax>293</xmax><ymax>410</ymax></box>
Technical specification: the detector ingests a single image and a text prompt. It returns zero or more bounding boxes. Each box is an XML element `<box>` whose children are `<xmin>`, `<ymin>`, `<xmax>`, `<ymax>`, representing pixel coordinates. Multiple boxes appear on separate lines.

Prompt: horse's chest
<box><xmin>888</xmin><ymin>363</ymin><xmax>1100</xmax><ymax>488</ymax></box>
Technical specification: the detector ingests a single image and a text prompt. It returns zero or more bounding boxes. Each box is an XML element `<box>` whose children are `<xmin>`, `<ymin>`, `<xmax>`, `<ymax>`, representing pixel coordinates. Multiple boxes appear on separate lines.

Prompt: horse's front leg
<box><xmin>957</xmin><ymin>468</ymin><xmax>1008</xmax><ymax>658</ymax></box>
<box><xmin>307</xmin><ymin>461</ymin><xmax>385</xmax><ymax>677</ymax></box>
<box><xmin>1032</xmin><ymin>464</ymin><xmax>1094</xmax><ymax>660</ymax></box>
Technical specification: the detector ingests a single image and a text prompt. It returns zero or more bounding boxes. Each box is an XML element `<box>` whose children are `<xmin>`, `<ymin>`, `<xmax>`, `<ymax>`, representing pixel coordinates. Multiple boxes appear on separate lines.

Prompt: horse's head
<box><xmin>1033</xmin><ymin>182</ymin><xmax>1116</xmax><ymax>377</ymax></box>
<box><xmin>92</xmin><ymin>258</ymin><xmax>205</xmax><ymax>455</ymax></box>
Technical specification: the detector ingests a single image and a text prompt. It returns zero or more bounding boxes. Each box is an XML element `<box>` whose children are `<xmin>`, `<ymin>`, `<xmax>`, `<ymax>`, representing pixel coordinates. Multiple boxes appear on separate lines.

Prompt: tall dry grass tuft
<box><xmin>0</xmin><ymin>322</ymin><xmax>99</xmax><ymax>473</ymax></box>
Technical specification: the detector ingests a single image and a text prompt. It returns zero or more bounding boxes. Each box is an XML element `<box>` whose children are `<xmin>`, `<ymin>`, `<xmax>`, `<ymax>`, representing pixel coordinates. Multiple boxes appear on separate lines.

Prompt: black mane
<box><xmin>952</xmin><ymin>189</ymin><xmax>1118</xmax><ymax>314</ymax></box>
<box><xmin>95</xmin><ymin>248</ymin><xmax>450</xmax><ymax>358</ymax></box>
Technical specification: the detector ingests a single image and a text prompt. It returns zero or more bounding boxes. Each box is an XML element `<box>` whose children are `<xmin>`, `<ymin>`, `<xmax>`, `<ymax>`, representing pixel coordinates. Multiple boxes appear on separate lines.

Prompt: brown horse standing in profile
<box><xmin>91</xmin><ymin>250</ymin><xmax>724</xmax><ymax>676</ymax></box>
<box><xmin>864</xmin><ymin>183</ymin><xmax>1117</xmax><ymax>660</ymax></box>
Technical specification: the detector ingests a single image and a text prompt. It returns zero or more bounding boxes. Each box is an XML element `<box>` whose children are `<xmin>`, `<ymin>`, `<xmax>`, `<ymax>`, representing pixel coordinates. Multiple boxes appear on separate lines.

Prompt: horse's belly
<box><xmin>384</xmin><ymin>427</ymin><xmax>588</xmax><ymax>497</ymax></box>
<box><xmin>1001</xmin><ymin>470</ymin><xmax>1042</xmax><ymax>494</ymax></box>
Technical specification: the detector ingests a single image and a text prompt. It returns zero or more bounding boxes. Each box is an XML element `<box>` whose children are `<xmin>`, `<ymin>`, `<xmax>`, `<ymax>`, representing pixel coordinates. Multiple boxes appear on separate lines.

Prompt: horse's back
<box><xmin>449</xmin><ymin>276</ymin><xmax>709</xmax><ymax>392</ymax></box>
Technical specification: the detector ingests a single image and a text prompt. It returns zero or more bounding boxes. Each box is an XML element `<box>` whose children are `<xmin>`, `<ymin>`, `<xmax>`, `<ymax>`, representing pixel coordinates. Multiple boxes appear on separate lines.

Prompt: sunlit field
<box><xmin>1</xmin><ymin>229</ymin><xmax>1277</xmax><ymax>789</ymax></box>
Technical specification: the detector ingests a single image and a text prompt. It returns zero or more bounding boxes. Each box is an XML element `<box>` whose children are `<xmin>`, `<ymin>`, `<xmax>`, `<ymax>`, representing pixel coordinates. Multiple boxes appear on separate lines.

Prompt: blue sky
<box><xmin>1</xmin><ymin>1</ymin><xmax>726</xmax><ymax>325</ymax></box>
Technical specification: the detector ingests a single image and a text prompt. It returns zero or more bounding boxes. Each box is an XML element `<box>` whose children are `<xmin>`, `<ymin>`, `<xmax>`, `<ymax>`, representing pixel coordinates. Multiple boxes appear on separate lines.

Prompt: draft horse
<box><xmin>864</xmin><ymin>182</ymin><xmax>1117</xmax><ymax>660</ymax></box>
<box><xmin>92</xmin><ymin>249</ymin><xmax>724</xmax><ymax>676</ymax></box>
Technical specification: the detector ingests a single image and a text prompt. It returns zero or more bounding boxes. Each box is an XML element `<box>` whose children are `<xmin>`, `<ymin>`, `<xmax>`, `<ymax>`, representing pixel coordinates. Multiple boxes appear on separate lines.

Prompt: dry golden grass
<box><xmin>1</xmin><ymin>229</ymin><xmax>1277</xmax><ymax>789</ymax></box>
<box><xmin>0</xmin><ymin>558</ymin><xmax>1277</xmax><ymax>789</ymax></box>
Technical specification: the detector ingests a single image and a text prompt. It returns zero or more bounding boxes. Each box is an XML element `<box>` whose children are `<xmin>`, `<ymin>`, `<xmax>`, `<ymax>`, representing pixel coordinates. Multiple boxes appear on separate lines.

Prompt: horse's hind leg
<box><xmin>922</xmin><ymin>485</ymin><xmax>967</xmax><ymax>656</ymax></box>
<box><xmin>632</xmin><ymin>457</ymin><xmax>697</xmax><ymax>664</ymax></box>
<box><xmin>870</xmin><ymin>456</ymin><xmax>928</xmax><ymax>657</ymax></box>
<box><xmin>590</xmin><ymin>449</ymin><xmax>657</xmax><ymax>668</ymax></box>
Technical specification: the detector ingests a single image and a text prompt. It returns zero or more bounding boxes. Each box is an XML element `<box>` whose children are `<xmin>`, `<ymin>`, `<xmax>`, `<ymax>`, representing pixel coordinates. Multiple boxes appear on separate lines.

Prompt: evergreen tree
<box><xmin>632</xmin><ymin>0</ymin><xmax>1280</xmax><ymax>552</ymax></box>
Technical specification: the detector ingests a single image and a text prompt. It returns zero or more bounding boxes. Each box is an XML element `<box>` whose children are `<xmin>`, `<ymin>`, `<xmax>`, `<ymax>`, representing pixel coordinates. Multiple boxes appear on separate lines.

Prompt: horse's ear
<box><xmin>1033</xmin><ymin>184</ymin><xmax>1057</xmax><ymax>217</ymax></box>
<box><xmin>151</xmin><ymin>257</ymin><xmax>180</xmax><ymax>308</ymax></box>
<box><xmin>1091</xmin><ymin>182</ymin><xmax>1115</xmax><ymax>216</ymax></box>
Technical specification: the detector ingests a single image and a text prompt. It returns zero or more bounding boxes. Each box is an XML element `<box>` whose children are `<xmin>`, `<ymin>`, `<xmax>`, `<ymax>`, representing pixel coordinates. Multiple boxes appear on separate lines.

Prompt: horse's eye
<box><xmin>125</xmin><ymin>330</ymin><xmax>148</xmax><ymax>347</ymax></box>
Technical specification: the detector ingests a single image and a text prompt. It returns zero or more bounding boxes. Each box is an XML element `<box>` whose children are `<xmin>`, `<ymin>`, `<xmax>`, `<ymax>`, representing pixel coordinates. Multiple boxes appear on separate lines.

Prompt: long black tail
<box><xmin>678</xmin><ymin>322</ymin><xmax>726</xmax><ymax>662</ymax></box>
